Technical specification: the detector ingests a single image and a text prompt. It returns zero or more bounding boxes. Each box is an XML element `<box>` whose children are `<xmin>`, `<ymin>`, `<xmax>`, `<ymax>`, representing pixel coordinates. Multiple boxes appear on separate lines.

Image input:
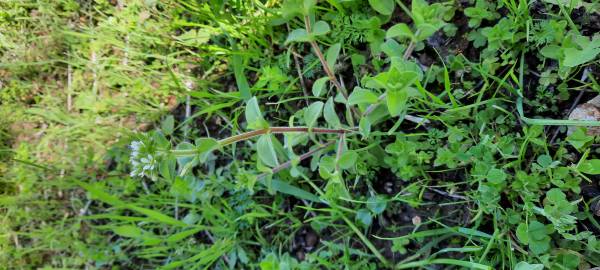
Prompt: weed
<box><xmin>4</xmin><ymin>0</ymin><xmax>600</xmax><ymax>269</ymax></box>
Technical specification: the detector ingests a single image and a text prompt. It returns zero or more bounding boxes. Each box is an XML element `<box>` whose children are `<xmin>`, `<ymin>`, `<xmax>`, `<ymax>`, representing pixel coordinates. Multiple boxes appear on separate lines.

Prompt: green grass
<box><xmin>2</xmin><ymin>0</ymin><xmax>600</xmax><ymax>269</ymax></box>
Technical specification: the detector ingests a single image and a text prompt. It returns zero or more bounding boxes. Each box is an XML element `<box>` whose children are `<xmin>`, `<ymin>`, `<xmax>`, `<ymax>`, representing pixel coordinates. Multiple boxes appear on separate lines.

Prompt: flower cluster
<box><xmin>129</xmin><ymin>140</ymin><xmax>157</xmax><ymax>179</ymax></box>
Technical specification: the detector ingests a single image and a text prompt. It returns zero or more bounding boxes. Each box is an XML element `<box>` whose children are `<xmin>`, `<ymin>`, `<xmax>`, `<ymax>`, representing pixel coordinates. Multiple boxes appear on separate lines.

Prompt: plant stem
<box><xmin>304</xmin><ymin>16</ymin><xmax>360</xmax><ymax>122</ymax></box>
<box><xmin>340</xmin><ymin>214</ymin><xmax>389</xmax><ymax>266</ymax></box>
<box><xmin>291</xmin><ymin>48</ymin><xmax>310</xmax><ymax>105</ymax></box>
<box><xmin>258</xmin><ymin>140</ymin><xmax>335</xmax><ymax>178</ymax></box>
<box><xmin>335</xmin><ymin>133</ymin><xmax>345</xmax><ymax>172</ymax></box>
<box><xmin>219</xmin><ymin>127</ymin><xmax>354</xmax><ymax>146</ymax></box>
<box><xmin>304</xmin><ymin>16</ymin><xmax>349</xmax><ymax>100</ymax></box>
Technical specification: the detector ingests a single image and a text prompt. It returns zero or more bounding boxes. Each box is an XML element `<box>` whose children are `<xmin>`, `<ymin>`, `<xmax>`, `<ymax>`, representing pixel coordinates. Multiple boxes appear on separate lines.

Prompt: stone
<box><xmin>568</xmin><ymin>95</ymin><xmax>600</xmax><ymax>135</ymax></box>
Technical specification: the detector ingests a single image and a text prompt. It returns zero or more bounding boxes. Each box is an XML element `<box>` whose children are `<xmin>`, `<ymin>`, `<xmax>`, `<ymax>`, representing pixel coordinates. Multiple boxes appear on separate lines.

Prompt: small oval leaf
<box><xmin>312</xmin><ymin>21</ymin><xmax>331</xmax><ymax>36</ymax></box>
<box><xmin>304</xmin><ymin>101</ymin><xmax>324</xmax><ymax>128</ymax></box>
<box><xmin>312</xmin><ymin>77</ymin><xmax>329</xmax><ymax>97</ymax></box>
<box><xmin>369</xmin><ymin>0</ymin><xmax>394</xmax><ymax>15</ymax></box>
<box><xmin>257</xmin><ymin>135</ymin><xmax>279</xmax><ymax>167</ymax></box>
<box><xmin>348</xmin><ymin>88</ymin><xmax>379</xmax><ymax>105</ymax></box>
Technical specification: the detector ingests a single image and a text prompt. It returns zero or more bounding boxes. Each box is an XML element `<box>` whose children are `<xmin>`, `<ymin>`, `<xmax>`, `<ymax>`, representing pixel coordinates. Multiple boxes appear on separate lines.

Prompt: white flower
<box><xmin>129</xmin><ymin>140</ymin><xmax>157</xmax><ymax>179</ymax></box>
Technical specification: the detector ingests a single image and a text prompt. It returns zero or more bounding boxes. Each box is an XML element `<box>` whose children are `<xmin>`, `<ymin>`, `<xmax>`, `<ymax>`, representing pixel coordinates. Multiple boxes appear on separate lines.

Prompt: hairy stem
<box><xmin>170</xmin><ymin>127</ymin><xmax>354</xmax><ymax>157</ymax></box>
<box><xmin>219</xmin><ymin>127</ymin><xmax>354</xmax><ymax>146</ymax></box>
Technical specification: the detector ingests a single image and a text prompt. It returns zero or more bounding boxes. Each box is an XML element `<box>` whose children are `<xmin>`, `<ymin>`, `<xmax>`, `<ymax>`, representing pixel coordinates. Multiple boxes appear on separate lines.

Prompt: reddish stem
<box><xmin>218</xmin><ymin>127</ymin><xmax>354</xmax><ymax>146</ymax></box>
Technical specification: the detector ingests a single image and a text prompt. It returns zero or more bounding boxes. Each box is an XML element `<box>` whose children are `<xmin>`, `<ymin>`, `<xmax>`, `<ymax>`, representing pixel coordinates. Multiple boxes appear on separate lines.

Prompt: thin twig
<box><xmin>428</xmin><ymin>187</ymin><xmax>468</xmax><ymax>200</ymax></box>
<box><xmin>169</xmin><ymin>127</ymin><xmax>353</xmax><ymax>156</ymax></box>
<box><xmin>303</xmin><ymin>16</ymin><xmax>361</xmax><ymax>120</ymax></box>
<box><xmin>259</xmin><ymin>140</ymin><xmax>335</xmax><ymax>178</ymax></box>
<box><xmin>304</xmin><ymin>16</ymin><xmax>348</xmax><ymax>99</ymax></box>
<box><xmin>218</xmin><ymin>127</ymin><xmax>355</xmax><ymax>146</ymax></box>
<box><xmin>335</xmin><ymin>133</ymin><xmax>345</xmax><ymax>172</ymax></box>
<box><xmin>291</xmin><ymin>49</ymin><xmax>310</xmax><ymax>105</ymax></box>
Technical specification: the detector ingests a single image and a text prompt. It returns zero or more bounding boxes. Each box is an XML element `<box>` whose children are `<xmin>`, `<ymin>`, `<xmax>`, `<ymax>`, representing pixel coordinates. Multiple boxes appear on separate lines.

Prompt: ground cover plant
<box><xmin>2</xmin><ymin>0</ymin><xmax>600</xmax><ymax>269</ymax></box>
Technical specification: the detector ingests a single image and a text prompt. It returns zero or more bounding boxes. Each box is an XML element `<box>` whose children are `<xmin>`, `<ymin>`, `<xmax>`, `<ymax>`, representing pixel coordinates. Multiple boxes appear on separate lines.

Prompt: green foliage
<box><xmin>369</xmin><ymin>0</ymin><xmax>395</xmax><ymax>15</ymax></box>
<box><xmin>5</xmin><ymin>0</ymin><xmax>600</xmax><ymax>269</ymax></box>
<box><xmin>516</xmin><ymin>221</ymin><xmax>553</xmax><ymax>255</ymax></box>
<box><xmin>464</xmin><ymin>0</ymin><xmax>499</xmax><ymax>28</ymax></box>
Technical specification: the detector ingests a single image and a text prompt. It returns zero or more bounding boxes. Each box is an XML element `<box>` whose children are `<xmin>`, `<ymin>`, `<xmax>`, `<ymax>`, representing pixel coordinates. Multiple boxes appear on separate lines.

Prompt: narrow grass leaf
<box><xmin>230</xmin><ymin>43</ymin><xmax>251</xmax><ymax>101</ymax></box>
<box><xmin>268</xmin><ymin>179</ymin><xmax>321</xmax><ymax>202</ymax></box>
<box><xmin>77</xmin><ymin>181</ymin><xmax>187</xmax><ymax>227</ymax></box>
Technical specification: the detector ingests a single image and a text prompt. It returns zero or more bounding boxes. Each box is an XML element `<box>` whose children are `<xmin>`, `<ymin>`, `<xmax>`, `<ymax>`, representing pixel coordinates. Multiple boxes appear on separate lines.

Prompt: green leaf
<box><xmin>166</xmin><ymin>228</ymin><xmax>204</xmax><ymax>243</ymax></box>
<box><xmin>386</xmin><ymin>23</ymin><xmax>414</xmax><ymax>40</ymax></box>
<box><xmin>367</xmin><ymin>196</ymin><xmax>387</xmax><ymax>214</ymax></box>
<box><xmin>77</xmin><ymin>181</ymin><xmax>187</xmax><ymax>226</ymax></box>
<box><xmin>269</xmin><ymin>179</ymin><xmax>321</xmax><ymax>202</ymax></box>
<box><xmin>257</xmin><ymin>135</ymin><xmax>279</xmax><ymax>167</ymax></box>
<box><xmin>348</xmin><ymin>88</ymin><xmax>378</xmax><ymax>105</ymax></box>
<box><xmin>563</xmin><ymin>37</ymin><xmax>600</xmax><ymax>67</ymax></box>
<box><xmin>161</xmin><ymin>115</ymin><xmax>175</xmax><ymax>135</ymax></box>
<box><xmin>415</xmin><ymin>23</ymin><xmax>441</xmax><ymax>40</ymax></box>
<box><xmin>303</xmin><ymin>0</ymin><xmax>317</xmax><ymax>14</ymax></box>
<box><xmin>359</xmin><ymin>117</ymin><xmax>371</xmax><ymax>138</ymax></box>
<box><xmin>386</xmin><ymin>90</ymin><xmax>407</xmax><ymax>117</ymax></box>
<box><xmin>159</xmin><ymin>156</ymin><xmax>176</xmax><ymax>181</ymax></box>
<box><xmin>369</xmin><ymin>0</ymin><xmax>394</xmax><ymax>15</ymax></box>
<box><xmin>175</xmin><ymin>29</ymin><xmax>211</xmax><ymax>47</ymax></box>
<box><xmin>312</xmin><ymin>77</ymin><xmax>329</xmax><ymax>97</ymax></box>
<box><xmin>324</xmin><ymin>97</ymin><xmax>341</xmax><ymax>128</ymax></box>
<box><xmin>304</xmin><ymin>101</ymin><xmax>324</xmax><ymax>128</ymax></box>
<box><xmin>528</xmin><ymin>221</ymin><xmax>551</xmax><ymax>255</ymax></box>
<box><xmin>516</xmin><ymin>223</ymin><xmax>529</xmax><ymax>244</ymax></box>
<box><xmin>356</xmin><ymin>209</ymin><xmax>372</xmax><ymax>227</ymax></box>
<box><xmin>381</xmin><ymin>39</ymin><xmax>405</xmax><ymax>58</ymax></box>
<box><xmin>319</xmin><ymin>155</ymin><xmax>336</xmax><ymax>175</ymax></box>
<box><xmin>312</xmin><ymin>21</ymin><xmax>331</xmax><ymax>36</ymax></box>
<box><xmin>578</xmin><ymin>159</ymin><xmax>600</xmax><ymax>175</ymax></box>
<box><xmin>326</xmin><ymin>43</ymin><xmax>341</xmax><ymax>71</ymax></box>
<box><xmin>285</xmin><ymin>28</ymin><xmax>311</xmax><ymax>44</ymax></box>
<box><xmin>195</xmin><ymin>138</ymin><xmax>219</xmax><ymax>162</ymax></box>
<box><xmin>514</xmin><ymin>262</ymin><xmax>544</xmax><ymax>270</ymax></box>
<box><xmin>245</xmin><ymin>96</ymin><xmax>268</xmax><ymax>130</ymax></box>
<box><xmin>231</xmin><ymin>44</ymin><xmax>251</xmax><ymax>101</ymax></box>
<box><xmin>113</xmin><ymin>225</ymin><xmax>143</xmax><ymax>238</ymax></box>
<box><xmin>486</xmin><ymin>168</ymin><xmax>507</xmax><ymax>185</ymax></box>
<box><xmin>338</xmin><ymin>150</ymin><xmax>358</xmax><ymax>169</ymax></box>
<box><xmin>175</xmin><ymin>142</ymin><xmax>196</xmax><ymax>168</ymax></box>
<box><xmin>195</xmin><ymin>138</ymin><xmax>219</xmax><ymax>153</ymax></box>
<box><xmin>351</xmin><ymin>53</ymin><xmax>366</xmax><ymax>67</ymax></box>
<box><xmin>566</xmin><ymin>127</ymin><xmax>593</xmax><ymax>151</ymax></box>
<box><xmin>540</xmin><ymin>45</ymin><xmax>561</xmax><ymax>59</ymax></box>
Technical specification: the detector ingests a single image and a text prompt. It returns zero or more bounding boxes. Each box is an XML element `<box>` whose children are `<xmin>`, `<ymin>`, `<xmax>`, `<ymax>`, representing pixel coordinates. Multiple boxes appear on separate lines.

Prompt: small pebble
<box><xmin>412</xmin><ymin>215</ymin><xmax>422</xmax><ymax>226</ymax></box>
<box><xmin>568</xmin><ymin>95</ymin><xmax>600</xmax><ymax>135</ymax></box>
